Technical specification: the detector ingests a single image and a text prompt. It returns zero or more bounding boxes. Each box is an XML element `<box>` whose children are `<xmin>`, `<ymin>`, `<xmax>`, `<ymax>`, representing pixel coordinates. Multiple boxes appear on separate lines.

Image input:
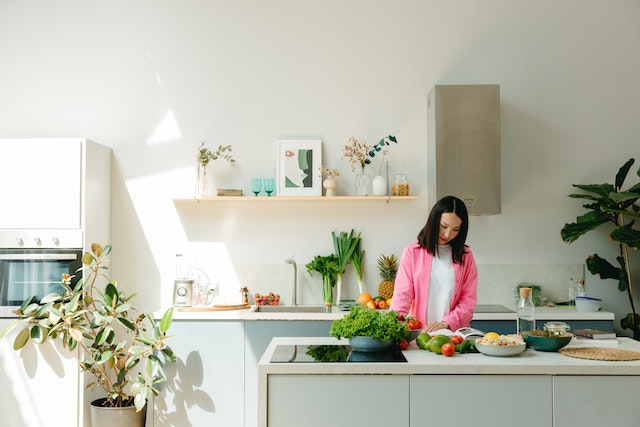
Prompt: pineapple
<box><xmin>377</xmin><ymin>254</ymin><xmax>398</xmax><ymax>300</ymax></box>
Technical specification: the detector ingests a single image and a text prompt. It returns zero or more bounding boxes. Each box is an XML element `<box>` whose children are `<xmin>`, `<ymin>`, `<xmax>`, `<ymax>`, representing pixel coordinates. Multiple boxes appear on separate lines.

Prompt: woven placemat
<box><xmin>560</xmin><ymin>347</ymin><xmax>640</xmax><ymax>361</ymax></box>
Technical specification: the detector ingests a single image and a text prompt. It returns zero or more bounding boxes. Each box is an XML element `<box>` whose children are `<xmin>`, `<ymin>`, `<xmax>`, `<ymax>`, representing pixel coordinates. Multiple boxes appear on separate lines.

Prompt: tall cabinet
<box><xmin>0</xmin><ymin>138</ymin><xmax>111</xmax><ymax>427</ymax></box>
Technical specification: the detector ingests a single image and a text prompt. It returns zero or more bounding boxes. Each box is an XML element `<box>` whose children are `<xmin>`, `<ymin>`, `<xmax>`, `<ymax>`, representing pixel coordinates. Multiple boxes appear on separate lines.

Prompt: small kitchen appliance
<box><xmin>173</xmin><ymin>278</ymin><xmax>195</xmax><ymax>307</ymax></box>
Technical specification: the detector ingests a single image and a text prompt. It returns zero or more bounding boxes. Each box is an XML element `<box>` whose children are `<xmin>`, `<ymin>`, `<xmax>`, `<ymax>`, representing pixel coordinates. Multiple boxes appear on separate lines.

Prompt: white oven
<box><xmin>0</xmin><ymin>230</ymin><xmax>83</xmax><ymax>306</ymax></box>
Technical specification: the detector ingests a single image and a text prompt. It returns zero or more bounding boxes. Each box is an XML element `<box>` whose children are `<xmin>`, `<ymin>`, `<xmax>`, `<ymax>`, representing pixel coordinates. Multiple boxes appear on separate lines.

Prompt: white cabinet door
<box><xmin>0</xmin><ymin>318</ymin><xmax>80</xmax><ymax>427</ymax></box>
<box><xmin>154</xmin><ymin>320</ymin><xmax>245</xmax><ymax>427</ymax></box>
<box><xmin>554</xmin><ymin>376</ymin><xmax>637</xmax><ymax>427</ymax></box>
<box><xmin>0</xmin><ymin>138</ymin><xmax>82</xmax><ymax>229</ymax></box>
<box><xmin>246</xmin><ymin>321</ymin><xmax>331</xmax><ymax>427</ymax></box>
<box><xmin>268</xmin><ymin>375</ymin><xmax>410</xmax><ymax>427</ymax></box>
<box><xmin>410</xmin><ymin>375</ymin><xmax>552</xmax><ymax>427</ymax></box>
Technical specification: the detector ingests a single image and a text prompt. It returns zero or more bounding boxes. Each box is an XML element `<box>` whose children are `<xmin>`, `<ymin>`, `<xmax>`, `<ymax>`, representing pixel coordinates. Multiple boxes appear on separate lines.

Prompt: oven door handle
<box><xmin>0</xmin><ymin>253</ymin><xmax>79</xmax><ymax>261</ymax></box>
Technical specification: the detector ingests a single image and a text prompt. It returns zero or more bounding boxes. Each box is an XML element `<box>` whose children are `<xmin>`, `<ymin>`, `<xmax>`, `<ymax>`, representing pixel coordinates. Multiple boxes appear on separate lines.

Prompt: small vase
<box><xmin>371</xmin><ymin>175</ymin><xmax>387</xmax><ymax>196</ymax></box>
<box><xmin>323</xmin><ymin>176</ymin><xmax>338</xmax><ymax>197</ymax></box>
<box><xmin>354</xmin><ymin>167</ymin><xmax>371</xmax><ymax>196</ymax></box>
<box><xmin>195</xmin><ymin>163</ymin><xmax>210</xmax><ymax>198</ymax></box>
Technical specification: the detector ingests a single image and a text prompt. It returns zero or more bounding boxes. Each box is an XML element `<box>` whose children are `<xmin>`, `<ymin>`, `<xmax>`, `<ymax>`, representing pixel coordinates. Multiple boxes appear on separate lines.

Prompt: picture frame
<box><xmin>276</xmin><ymin>140</ymin><xmax>322</xmax><ymax>196</ymax></box>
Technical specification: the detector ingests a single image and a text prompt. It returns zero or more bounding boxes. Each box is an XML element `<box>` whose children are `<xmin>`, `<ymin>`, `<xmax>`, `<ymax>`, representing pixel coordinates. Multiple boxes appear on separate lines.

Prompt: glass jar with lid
<box><xmin>392</xmin><ymin>173</ymin><xmax>409</xmax><ymax>196</ymax></box>
<box><xmin>543</xmin><ymin>321</ymin><xmax>571</xmax><ymax>335</ymax></box>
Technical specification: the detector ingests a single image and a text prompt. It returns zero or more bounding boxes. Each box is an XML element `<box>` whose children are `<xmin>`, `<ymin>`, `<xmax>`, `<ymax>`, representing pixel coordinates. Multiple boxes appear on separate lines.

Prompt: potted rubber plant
<box><xmin>561</xmin><ymin>158</ymin><xmax>640</xmax><ymax>339</ymax></box>
<box><xmin>0</xmin><ymin>243</ymin><xmax>176</xmax><ymax>426</ymax></box>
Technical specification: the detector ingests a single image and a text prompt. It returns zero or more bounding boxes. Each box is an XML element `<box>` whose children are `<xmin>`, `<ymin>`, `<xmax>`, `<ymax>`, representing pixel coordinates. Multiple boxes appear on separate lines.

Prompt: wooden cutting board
<box><xmin>178</xmin><ymin>303</ymin><xmax>250</xmax><ymax>312</ymax></box>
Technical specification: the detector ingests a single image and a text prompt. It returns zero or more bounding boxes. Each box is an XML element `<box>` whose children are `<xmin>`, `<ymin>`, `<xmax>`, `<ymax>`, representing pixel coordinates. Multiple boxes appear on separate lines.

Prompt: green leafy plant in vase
<box><xmin>196</xmin><ymin>141</ymin><xmax>236</xmax><ymax>197</ymax></box>
<box><xmin>561</xmin><ymin>158</ymin><xmax>640</xmax><ymax>339</ymax></box>
<box><xmin>0</xmin><ymin>243</ymin><xmax>177</xmax><ymax>416</ymax></box>
<box><xmin>305</xmin><ymin>254</ymin><xmax>340</xmax><ymax>306</ymax></box>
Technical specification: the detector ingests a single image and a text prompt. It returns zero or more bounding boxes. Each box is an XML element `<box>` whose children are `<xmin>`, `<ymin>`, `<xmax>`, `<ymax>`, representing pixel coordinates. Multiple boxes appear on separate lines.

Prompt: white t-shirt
<box><xmin>426</xmin><ymin>245</ymin><xmax>455</xmax><ymax>323</ymax></box>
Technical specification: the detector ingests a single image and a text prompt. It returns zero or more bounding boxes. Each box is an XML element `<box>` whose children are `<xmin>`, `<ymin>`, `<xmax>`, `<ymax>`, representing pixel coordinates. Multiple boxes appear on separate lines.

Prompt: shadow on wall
<box><xmin>156</xmin><ymin>351</ymin><xmax>215</xmax><ymax>427</ymax></box>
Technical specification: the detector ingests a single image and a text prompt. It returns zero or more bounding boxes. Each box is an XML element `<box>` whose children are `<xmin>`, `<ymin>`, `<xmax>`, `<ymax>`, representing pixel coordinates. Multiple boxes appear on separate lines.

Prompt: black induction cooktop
<box><xmin>270</xmin><ymin>344</ymin><xmax>407</xmax><ymax>363</ymax></box>
<box><xmin>474</xmin><ymin>304</ymin><xmax>514</xmax><ymax>313</ymax></box>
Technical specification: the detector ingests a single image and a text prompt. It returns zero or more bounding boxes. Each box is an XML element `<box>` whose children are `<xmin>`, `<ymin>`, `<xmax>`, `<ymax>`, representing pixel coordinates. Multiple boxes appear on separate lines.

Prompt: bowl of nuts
<box><xmin>475</xmin><ymin>334</ymin><xmax>526</xmax><ymax>357</ymax></box>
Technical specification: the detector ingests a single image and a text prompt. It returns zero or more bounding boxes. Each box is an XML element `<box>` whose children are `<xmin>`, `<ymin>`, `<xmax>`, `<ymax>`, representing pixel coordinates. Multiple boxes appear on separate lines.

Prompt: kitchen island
<box><xmin>258</xmin><ymin>336</ymin><xmax>640</xmax><ymax>427</ymax></box>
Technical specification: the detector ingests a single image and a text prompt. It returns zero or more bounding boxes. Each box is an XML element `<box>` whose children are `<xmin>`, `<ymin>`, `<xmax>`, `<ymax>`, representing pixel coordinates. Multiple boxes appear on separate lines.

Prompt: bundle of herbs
<box><xmin>306</xmin><ymin>254</ymin><xmax>340</xmax><ymax>306</ymax></box>
<box><xmin>330</xmin><ymin>305</ymin><xmax>408</xmax><ymax>342</ymax></box>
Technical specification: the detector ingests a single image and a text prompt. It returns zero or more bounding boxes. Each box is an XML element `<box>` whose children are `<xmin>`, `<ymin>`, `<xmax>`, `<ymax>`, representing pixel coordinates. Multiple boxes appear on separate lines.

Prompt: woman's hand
<box><xmin>423</xmin><ymin>321</ymin><xmax>449</xmax><ymax>332</ymax></box>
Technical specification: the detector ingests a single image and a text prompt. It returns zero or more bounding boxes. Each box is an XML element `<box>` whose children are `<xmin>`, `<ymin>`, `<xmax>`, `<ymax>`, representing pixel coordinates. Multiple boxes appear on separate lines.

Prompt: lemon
<box><xmin>483</xmin><ymin>332</ymin><xmax>499</xmax><ymax>340</ymax></box>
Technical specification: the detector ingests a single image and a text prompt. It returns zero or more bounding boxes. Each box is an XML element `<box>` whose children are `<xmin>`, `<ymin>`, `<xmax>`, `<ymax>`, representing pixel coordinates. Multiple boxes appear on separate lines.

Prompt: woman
<box><xmin>390</xmin><ymin>195</ymin><xmax>477</xmax><ymax>332</ymax></box>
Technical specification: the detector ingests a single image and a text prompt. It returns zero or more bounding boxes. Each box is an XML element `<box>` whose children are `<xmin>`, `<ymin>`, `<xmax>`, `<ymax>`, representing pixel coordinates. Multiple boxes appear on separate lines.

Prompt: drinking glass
<box><xmin>251</xmin><ymin>178</ymin><xmax>262</xmax><ymax>196</ymax></box>
<box><xmin>264</xmin><ymin>178</ymin><xmax>275</xmax><ymax>196</ymax></box>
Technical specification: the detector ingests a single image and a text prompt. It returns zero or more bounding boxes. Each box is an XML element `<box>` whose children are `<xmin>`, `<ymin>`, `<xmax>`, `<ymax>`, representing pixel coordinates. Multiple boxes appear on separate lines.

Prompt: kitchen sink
<box><xmin>253</xmin><ymin>305</ymin><xmax>331</xmax><ymax>313</ymax></box>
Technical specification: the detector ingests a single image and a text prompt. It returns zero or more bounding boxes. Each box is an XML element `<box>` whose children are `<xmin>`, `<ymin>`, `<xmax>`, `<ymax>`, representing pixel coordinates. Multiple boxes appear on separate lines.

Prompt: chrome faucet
<box><xmin>285</xmin><ymin>256</ymin><xmax>297</xmax><ymax>306</ymax></box>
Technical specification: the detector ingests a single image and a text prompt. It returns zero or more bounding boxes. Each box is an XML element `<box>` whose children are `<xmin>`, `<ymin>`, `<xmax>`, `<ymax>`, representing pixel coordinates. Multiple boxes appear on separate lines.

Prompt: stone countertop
<box><xmin>258</xmin><ymin>336</ymin><xmax>640</xmax><ymax>376</ymax></box>
<box><xmin>162</xmin><ymin>304</ymin><xmax>614</xmax><ymax>322</ymax></box>
<box><xmin>1</xmin><ymin>304</ymin><xmax>615</xmax><ymax>322</ymax></box>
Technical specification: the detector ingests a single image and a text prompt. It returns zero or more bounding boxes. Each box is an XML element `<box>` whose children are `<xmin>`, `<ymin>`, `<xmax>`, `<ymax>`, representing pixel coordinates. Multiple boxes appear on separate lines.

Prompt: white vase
<box><xmin>323</xmin><ymin>176</ymin><xmax>338</xmax><ymax>197</ymax></box>
<box><xmin>371</xmin><ymin>175</ymin><xmax>387</xmax><ymax>196</ymax></box>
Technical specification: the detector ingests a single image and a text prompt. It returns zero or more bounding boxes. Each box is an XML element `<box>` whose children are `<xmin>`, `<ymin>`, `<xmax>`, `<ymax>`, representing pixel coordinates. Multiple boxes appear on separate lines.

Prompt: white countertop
<box><xmin>163</xmin><ymin>304</ymin><xmax>614</xmax><ymax>322</ymax></box>
<box><xmin>1</xmin><ymin>304</ymin><xmax>615</xmax><ymax>322</ymax></box>
<box><xmin>258</xmin><ymin>336</ymin><xmax>640</xmax><ymax>376</ymax></box>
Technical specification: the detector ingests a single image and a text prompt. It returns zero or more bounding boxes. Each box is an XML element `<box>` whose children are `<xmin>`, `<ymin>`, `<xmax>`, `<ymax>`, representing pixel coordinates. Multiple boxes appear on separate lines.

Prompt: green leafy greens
<box><xmin>330</xmin><ymin>306</ymin><xmax>408</xmax><ymax>342</ymax></box>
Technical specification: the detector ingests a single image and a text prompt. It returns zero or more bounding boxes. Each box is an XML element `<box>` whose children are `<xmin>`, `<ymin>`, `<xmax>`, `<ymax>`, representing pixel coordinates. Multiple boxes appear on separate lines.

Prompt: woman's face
<box><xmin>438</xmin><ymin>212</ymin><xmax>462</xmax><ymax>245</ymax></box>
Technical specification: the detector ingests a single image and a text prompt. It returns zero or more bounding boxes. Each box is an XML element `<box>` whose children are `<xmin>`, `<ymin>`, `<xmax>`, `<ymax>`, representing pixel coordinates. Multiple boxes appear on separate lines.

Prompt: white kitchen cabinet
<box><xmin>0</xmin><ymin>138</ymin><xmax>81</xmax><ymax>228</ymax></box>
<box><xmin>268</xmin><ymin>375</ymin><xmax>409</xmax><ymax>427</ymax></box>
<box><xmin>0</xmin><ymin>318</ymin><xmax>80</xmax><ymax>427</ymax></box>
<box><xmin>0</xmin><ymin>138</ymin><xmax>110</xmax><ymax>234</ymax></box>
<box><xmin>154</xmin><ymin>320</ymin><xmax>245</xmax><ymax>427</ymax></box>
<box><xmin>553</xmin><ymin>376</ymin><xmax>637</xmax><ymax>427</ymax></box>
<box><xmin>245</xmin><ymin>321</ymin><xmax>331</xmax><ymax>427</ymax></box>
<box><xmin>410</xmin><ymin>375</ymin><xmax>552</xmax><ymax>427</ymax></box>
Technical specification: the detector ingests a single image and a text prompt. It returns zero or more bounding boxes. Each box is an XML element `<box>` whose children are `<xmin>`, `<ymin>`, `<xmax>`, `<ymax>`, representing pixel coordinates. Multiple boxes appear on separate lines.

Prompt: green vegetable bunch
<box><xmin>306</xmin><ymin>254</ymin><xmax>340</xmax><ymax>306</ymax></box>
<box><xmin>330</xmin><ymin>306</ymin><xmax>409</xmax><ymax>342</ymax></box>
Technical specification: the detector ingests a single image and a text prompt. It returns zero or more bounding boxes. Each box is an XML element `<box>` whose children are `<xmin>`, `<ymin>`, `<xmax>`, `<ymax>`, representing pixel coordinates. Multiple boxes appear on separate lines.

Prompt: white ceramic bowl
<box><xmin>575</xmin><ymin>296</ymin><xmax>602</xmax><ymax>312</ymax></box>
<box><xmin>475</xmin><ymin>341</ymin><xmax>526</xmax><ymax>357</ymax></box>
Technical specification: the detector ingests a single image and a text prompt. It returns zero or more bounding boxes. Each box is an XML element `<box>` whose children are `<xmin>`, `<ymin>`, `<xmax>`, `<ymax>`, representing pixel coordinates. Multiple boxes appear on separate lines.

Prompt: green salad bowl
<box><xmin>522</xmin><ymin>332</ymin><xmax>572</xmax><ymax>352</ymax></box>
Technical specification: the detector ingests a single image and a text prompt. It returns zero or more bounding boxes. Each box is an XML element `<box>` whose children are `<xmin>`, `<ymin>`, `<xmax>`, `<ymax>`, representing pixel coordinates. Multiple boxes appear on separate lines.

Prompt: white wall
<box><xmin>1</xmin><ymin>1</ymin><xmax>639</xmax><ymax>331</ymax></box>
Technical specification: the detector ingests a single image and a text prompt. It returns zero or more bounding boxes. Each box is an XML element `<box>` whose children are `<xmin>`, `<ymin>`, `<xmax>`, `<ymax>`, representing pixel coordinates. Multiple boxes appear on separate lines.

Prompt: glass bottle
<box><xmin>577</xmin><ymin>279</ymin><xmax>586</xmax><ymax>297</ymax></box>
<box><xmin>568</xmin><ymin>277</ymin><xmax>576</xmax><ymax>306</ymax></box>
<box><xmin>517</xmin><ymin>287</ymin><xmax>536</xmax><ymax>334</ymax></box>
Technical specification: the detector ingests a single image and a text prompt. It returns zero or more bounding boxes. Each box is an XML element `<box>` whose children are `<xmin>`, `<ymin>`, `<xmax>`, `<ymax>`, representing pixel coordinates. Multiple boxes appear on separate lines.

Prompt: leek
<box><xmin>351</xmin><ymin>239</ymin><xmax>365</xmax><ymax>294</ymax></box>
<box><xmin>332</xmin><ymin>230</ymin><xmax>360</xmax><ymax>304</ymax></box>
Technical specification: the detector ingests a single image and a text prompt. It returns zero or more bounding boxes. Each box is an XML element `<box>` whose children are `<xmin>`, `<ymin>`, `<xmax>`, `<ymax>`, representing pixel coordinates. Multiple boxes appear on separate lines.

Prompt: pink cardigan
<box><xmin>389</xmin><ymin>242</ymin><xmax>478</xmax><ymax>331</ymax></box>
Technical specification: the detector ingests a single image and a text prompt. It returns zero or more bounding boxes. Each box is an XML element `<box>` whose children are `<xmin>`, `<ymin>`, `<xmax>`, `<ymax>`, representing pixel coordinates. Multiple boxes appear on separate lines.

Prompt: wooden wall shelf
<box><xmin>175</xmin><ymin>196</ymin><xmax>418</xmax><ymax>202</ymax></box>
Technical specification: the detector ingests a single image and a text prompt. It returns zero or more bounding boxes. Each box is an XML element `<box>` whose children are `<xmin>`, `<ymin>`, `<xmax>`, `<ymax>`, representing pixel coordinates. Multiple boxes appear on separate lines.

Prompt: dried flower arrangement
<box><xmin>342</xmin><ymin>135</ymin><xmax>398</xmax><ymax>173</ymax></box>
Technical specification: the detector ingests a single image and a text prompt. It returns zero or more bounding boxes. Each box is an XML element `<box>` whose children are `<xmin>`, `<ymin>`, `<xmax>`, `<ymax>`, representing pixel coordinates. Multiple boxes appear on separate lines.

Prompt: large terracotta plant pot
<box><xmin>90</xmin><ymin>398</ymin><xmax>146</xmax><ymax>427</ymax></box>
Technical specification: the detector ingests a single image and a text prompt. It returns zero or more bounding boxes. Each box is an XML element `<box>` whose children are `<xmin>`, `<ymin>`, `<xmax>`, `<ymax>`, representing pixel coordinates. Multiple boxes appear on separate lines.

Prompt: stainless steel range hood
<box><xmin>427</xmin><ymin>85</ymin><xmax>501</xmax><ymax>215</ymax></box>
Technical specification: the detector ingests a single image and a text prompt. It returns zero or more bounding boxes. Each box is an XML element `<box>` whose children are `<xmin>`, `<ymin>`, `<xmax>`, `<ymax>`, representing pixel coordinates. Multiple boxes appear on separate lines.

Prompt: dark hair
<box><xmin>417</xmin><ymin>195</ymin><xmax>469</xmax><ymax>264</ymax></box>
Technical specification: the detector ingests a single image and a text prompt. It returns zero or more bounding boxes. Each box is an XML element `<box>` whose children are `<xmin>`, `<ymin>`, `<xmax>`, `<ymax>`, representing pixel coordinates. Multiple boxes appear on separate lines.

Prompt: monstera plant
<box><xmin>561</xmin><ymin>158</ymin><xmax>640</xmax><ymax>339</ymax></box>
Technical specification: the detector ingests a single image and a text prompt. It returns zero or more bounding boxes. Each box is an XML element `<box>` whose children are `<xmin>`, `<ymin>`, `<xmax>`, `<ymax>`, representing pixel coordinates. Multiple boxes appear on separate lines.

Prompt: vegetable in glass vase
<box><xmin>306</xmin><ymin>254</ymin><xmax>340</xmax><ymax>306</ymax></box>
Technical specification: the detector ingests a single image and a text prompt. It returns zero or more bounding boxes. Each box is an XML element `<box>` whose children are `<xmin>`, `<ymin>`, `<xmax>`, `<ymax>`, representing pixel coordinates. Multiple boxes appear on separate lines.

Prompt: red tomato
<box><xmin>450</xmin><ymin>335</ymin><xmax>464</xmax><ymax>345</ymax></box>
<box><xmin>408</xmin><ymin>319</ymin><xmax>422</xmax><ymax>330</ymax></box>
<box><xmin>397</xmin><ymin>314</ymin><xmax>405</xmax><ymax>322</ymax></box>
<box><xmin>398</xmin><ymin>339</ymin><xmax>409</xmax><ymax>350</ymax></box>
<box><xmin>440</xmin><ymin>343</ymin><xmax>455</xmax><ymax>357</ymax></box>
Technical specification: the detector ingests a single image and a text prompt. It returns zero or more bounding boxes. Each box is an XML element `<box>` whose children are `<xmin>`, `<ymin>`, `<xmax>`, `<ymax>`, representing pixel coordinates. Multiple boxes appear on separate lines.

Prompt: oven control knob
<box><xmin>34</xmin><ymin>237</ymin><xmax>42</xmax><ymax>246</ymax></box>
<box><xmin>52</xmin><ymin>237</ymin><xmax>60</xmax><ymax>246</ymax></box>
<box><xmin>16</xmin><ymin>236</ymin><xmax>24</xmax><ymax>246</ymax></box>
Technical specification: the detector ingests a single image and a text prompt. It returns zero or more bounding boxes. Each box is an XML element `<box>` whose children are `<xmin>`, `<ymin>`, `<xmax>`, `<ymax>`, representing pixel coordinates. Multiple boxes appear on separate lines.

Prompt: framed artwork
<box><xmin>277</xmin><ymin>140</ymin><xmax>322</xmax><ymax>196</ymax></box>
